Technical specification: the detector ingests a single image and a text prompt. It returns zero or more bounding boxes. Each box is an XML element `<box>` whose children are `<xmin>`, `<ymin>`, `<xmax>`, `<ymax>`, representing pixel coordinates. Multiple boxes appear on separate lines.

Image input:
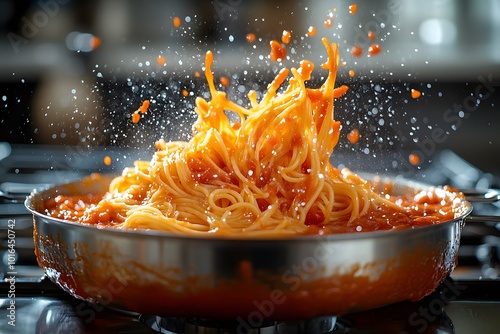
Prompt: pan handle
<box><xmin>462</xmin><ymin>188</ymin><xmax>500</xmax><ymax>203</ymax></box>
<box><xmin>462</xmin><ymin>189</ymin><xmax>500</xmax><ymax>223</ymax></box>
<box><xmin>0</xmin><ymin>190</ymin><xmax>23</xmax><ymax>203</ymax></box>
<box><xmin>466</xmin><ymin>215</ymin><xmax>500</xmax><ymax>223</ymax></box>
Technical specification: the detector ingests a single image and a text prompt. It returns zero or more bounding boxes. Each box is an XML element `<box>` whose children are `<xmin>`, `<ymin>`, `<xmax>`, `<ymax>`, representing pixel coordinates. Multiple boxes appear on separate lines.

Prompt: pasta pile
<box><xmin>82</xmin><ymin>38</ymin><xmax>402</xmax><ymax>237</ymax></box>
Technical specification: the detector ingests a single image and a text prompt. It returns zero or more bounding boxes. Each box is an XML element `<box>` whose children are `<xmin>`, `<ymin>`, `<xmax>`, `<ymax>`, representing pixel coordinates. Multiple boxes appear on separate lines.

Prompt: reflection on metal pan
<box><xmin>26</xmin><ymin>174</ymin><xmax>480</xmax><ymax>320</ymax></box>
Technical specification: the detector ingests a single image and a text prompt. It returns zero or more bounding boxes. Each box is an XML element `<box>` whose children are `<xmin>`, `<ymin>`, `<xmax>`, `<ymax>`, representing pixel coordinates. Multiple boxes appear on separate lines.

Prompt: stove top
<box><xmin>3</xmin><ymin>277</ymin><xmax>500</xmax><ymax>333</ymax></box>
<box><xmin>1</xmin><ymin>142</ymin><xmax>500</xmax><ymax>333</ymax></box>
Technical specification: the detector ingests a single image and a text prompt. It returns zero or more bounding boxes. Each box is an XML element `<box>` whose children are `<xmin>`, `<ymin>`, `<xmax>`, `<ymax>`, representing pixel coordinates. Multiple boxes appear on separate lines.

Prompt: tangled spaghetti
<box><xmin>46</xmin><ymin>38</ymin><xmax>465</xmax><ymax>237</ymax></box>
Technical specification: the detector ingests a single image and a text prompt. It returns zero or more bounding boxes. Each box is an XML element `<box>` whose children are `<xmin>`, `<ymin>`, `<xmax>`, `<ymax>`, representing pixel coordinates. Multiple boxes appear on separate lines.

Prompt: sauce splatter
<box><xmin>103</xmin><ymin>156</ymin><xmax>112</xmax><ymax>166</ymax></box>
<box><xmin>270</xmin><ymin>40</ymin><xmax>286</xmax><ymax>61</ymax></box>
<box><xmin>411</xmin><ymin>89</ymin><xmax>421</xmax><ymax>99</ymax></box>
<box><xmin>131</xmin><ymin>112</ymin><xmax>141</xmax><ymax>124</ymax></box>
<box><xmin>368</xmin><ymin>31</ymin><xmax>375</xmax><ymax>40</ymax></box>
<box><xmin>92</xmin><ymin>36</ymin><xmax>101</xmax><ymax>50</ymax></box>
<box><xmin>139</xmin><ymin>100</ymin><xmax>150</xmax><ymax>114</ymax></box>
<box><xmin>333</xmin><ymin>85</ymin><xmax>349</xmax><ymax>98</ymax></box>
<box><xmin>173</xmin><ymin>16</ymin><xmax>181</xmax><ymax>28</ymax></box>
<box><xmin>131</xmin><ymin>100</ymin><xmax>150</xmax><ymax>123</ymax></box>
<box><xmin>220</xmin><ymin>76</ymin><xmax>229</xmax><ymax>87</ymax></box>
<box><xmin>324</xmin><ymin>17</ymin><xmax>333</xmax><ymax>28</ymax></box>
<box><xmin>281</xmin><ymin>30</ymin><xmax>292</xmax><ymax>44</ymax></box>
<box><xmin>246</xmin><ymin>33</ymin><xmax>256</xmax><ymax>43</ymax></box>
<box><xmin>347</xmin><ymin>129</ymin><xmax>360</xmax><ymax>144</ymax></box>
<box><xmin>351</xmin><ymin>45</ymin><xmax>362</xmax><ymax>57</ymax></box>
<box><xmin>157</xmin><ymin>55</ymin><xmax>166</xmax><ymax>66</ymax></box>
<box><xmin>194</xmin><ymin>71</ymin><xmax>201</xmax><ymax>78</ymax></box>
<box><xmin>368</xmin><ymin>43</ymin><xmax>381</xmax><ymax>56</ymax></box>
<box><xmin>409</xmin><ymin>153</ymin><xmax>421</xmax><ymax>166</ymax></box>
<box><xmin>182</xmin><ymin>89</ymin><xmax>189</xmax><ymax>97</ymax></box>
<box><xmin>349</xmin><ymin>4</ymin><xmax>358</xmax><ymax>14</ymax></box>
<box><xmin>349</xmin><ymin>69</ymin><xmax>356</xmax><ymax>77</ymax></box>
<box><xmin>307</xmin><ymin>26</ymin><xmax>317</xmax><ymax>37</ymax></box>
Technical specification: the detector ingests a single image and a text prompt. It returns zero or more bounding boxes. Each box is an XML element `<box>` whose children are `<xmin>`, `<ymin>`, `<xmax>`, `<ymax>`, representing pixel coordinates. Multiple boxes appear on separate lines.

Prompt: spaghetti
<box><xmin>45</xmin><ymin>38</ymin><xmax>465</xmax><ymax>237</ymax></box>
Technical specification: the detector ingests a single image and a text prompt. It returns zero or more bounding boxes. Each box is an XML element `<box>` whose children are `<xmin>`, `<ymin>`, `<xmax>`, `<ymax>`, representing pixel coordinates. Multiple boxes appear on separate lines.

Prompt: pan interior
<box><xmin>25</xmin><ymin>172</ymin><xmax>472</xmax><ymax>242</ymax></box>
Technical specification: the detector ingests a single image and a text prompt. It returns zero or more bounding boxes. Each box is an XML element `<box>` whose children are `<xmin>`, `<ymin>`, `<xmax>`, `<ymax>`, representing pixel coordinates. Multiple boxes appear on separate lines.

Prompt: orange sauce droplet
<box><xmin>349</xmin><ymin>70</ymin><xmax>356</xmax><ymax>77</ymax></box>
<box><xmin>194</xmin><ymin>71</ymin><xmax>201</xmax><ymax>78</ymax></box>
<box><xmin>368</xmin><ymin>43</ymin><xmax>381</xmax><ymax>56</ymax></box>
<box><xmin>349</xmin><ymin>4</ymin><xmax>358</xmax><ymax>14</ymax></box>
<box><xmin>324</xmin><ymin>17</ymin><xmax>333</xmax><ymax>28</ymax></box>
<box><xmin>270</xmin><ymin>40</ymin><xmax>287</xmax><ymax>62</ymax></box>
<box><xmin>411</xmin><ymin>89</ymin><xmax>421</xmax><ymax>99</ymax></box>
<box><xmin>132</xmin><ymin>112</ymin><xmax>140</xmax><ymax>124</ymax></box>
<box><xmin>281</xmin><ymin>30</ymin><xmax>292</xmax><ymax>44</ymax></box>
<box><xmin>139</xmin><ymin>100</ymin><xmax>150</xmax><ymax>114</ymax></box>
<box><xmin>246</xmin><ymin>33</ymin><xmax>256</xmax><ymax>43</ymax></box>
<box><xmin>333</xmin><ymin>85</ymin><xmax>349</xmax><ymax>98</ymax></box>
<box><xmin>91</xmin><ymin>36</ymin><xmax>101</xmax><ymax>50</ymax></box>
<box><xmin>307</xmin><ymin>26</ymin><xmax>317</xmax><ymax>36</ymax></box>
<box><xmin>351</xmin><ymin>45</ymin><xmax>362</xmax><ymax>57</ymax></box>
<box><xmin>409</xmin><ymin>153</ymin><xmax>420</xmax><ymax>166</ymax></box>
<box><xmin>103</xmin><ymin>155</ymin><xmax>112</xmax><ymax>166</ymax></box>
<box><xmin>220</xmin><ymin>76</ymin><xmax>229</xmax><ymax>87</ymax></box>
<box><xmin>173</xmin><ymin>16</ymin><xmax>181</xmax><ymax>28</ymax></box>
<box><xmin>368</xmin><ymin>31</ymin><xmax>375</xmax><ymax>40</ymax></box>
<box><xmin>347</xmin><ymin>129</ymin><xmax>360</xmax><ymax>144</ymax></box>
<box><xmin>157</xmin><ymin>55</ymin><xmax>166</xmax><ymax>66</ymax></box>
<box><xmin>182</xmin><ymin>89</ymin><xmax>189</xmax><ymax>97</ymax></box>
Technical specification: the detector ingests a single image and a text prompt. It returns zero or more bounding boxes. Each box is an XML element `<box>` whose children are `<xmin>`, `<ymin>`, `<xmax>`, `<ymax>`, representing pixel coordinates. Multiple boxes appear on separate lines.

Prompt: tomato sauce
<box><xmin>34</xmin><ymin>223</ymin><xmax>457</xmax><ymax>320</ymax></box>
<box><xmin>281</xmin><ymin>30</ymin><xmax>292</xmax><ymax>44</ymax></box>
<box><xmin>351</xmin><ymin>45</ymin><xmax>363</xmax><ymax>57</ymax></box>
<box><xmin>270</xmin><ymin>40</ymin><xmax>287</xmax><ymax>61</ymax></box>
<box><xmin>368</xmin><ymin>43</ymin><xmax>381</xmax><ymax>56</ymax></box>
<box><xmin>246</xmin><ymin>33</ymin><xmax>256</xmax><ymax>43</ymax></box>
<box><xmin>347</xmin><ymin>128</ymin><xmax>360</xmax><ymax>144</ymax></box>
<box><xmin>324</xmin><ymin>17</ymin><xmax>333</xmax><ymax>28</ymax></box>
<box><xmin>307</xmin><ymin>26</ymin><xmax>317</xmax><ymax>37</ymax></box>
<box><xmin>44</xmin><ymin>184</ymin><xmax>466</xmax><ymax>235</ymax></box>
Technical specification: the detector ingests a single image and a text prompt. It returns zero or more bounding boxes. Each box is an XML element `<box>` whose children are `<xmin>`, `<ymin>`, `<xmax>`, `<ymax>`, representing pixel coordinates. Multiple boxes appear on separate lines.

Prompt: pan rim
<box><xmin>25</xmin><ymin>174</ymin><xmax>473</xmax><ymax>243</ymax></box>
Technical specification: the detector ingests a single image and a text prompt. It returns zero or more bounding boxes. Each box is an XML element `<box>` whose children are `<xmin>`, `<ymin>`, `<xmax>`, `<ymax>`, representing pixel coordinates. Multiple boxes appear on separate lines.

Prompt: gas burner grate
<box><xmin>140</xmin><ymin>316</ymin><xmax>337</xmax><ymax>334</ymax></box>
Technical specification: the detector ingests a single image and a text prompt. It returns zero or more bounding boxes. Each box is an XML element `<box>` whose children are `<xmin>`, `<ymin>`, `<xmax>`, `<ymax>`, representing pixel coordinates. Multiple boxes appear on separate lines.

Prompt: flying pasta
<box><xmin>45</xmin><ymin>38</ymin><xmax>465</xmax><ymax>237</ymax></box>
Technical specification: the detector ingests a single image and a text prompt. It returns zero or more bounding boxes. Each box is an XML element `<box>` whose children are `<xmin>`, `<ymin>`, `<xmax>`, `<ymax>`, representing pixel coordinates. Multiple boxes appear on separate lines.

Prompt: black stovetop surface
<box><xmin>1</xmin><ymin>143</ymin><xmax>500</xmax><ymax>333</ymax></box>
<box><xmin>2</xmin><ymin>277</ymin><xmax>500</xmax><ymax>333</ymax></box>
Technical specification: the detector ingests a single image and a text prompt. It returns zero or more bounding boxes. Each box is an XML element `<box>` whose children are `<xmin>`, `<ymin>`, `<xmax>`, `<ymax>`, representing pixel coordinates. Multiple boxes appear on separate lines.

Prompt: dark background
<box><xmin>1</xmin><ymin>0</ymin><xmax>499</xmax><ymax>174</ymax></box>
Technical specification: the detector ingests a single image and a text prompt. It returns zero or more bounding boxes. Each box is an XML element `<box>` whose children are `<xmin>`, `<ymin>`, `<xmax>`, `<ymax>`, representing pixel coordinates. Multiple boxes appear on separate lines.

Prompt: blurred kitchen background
<box><xmin>1</xmin><ymin>0</ymin><xmax>499</xmax><ymax>175</ymax></box>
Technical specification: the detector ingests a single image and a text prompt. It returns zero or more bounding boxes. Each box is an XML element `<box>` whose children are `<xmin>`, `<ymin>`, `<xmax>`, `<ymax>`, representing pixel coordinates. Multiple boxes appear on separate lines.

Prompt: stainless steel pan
<box><xmin>25</xmin><ymin>174</ymin><xmax>499</xmax><ymax>320</ymax></box>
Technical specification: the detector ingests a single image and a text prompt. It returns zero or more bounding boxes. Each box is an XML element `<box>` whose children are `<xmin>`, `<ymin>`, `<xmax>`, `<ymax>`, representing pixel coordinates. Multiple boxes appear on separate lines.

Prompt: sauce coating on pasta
<box><xmin>44</xmin><ymin>39</ymin><xmax>466</xmax><ymax>237</ymax></box>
